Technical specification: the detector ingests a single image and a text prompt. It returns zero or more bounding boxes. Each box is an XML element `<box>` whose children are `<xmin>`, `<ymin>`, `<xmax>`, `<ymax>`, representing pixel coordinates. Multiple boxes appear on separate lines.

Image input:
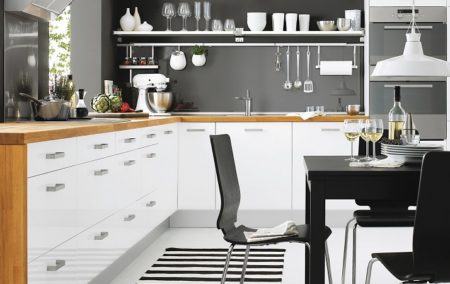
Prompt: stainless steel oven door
<box><xmin>369</xmin><ymin>22</ymin><xmax>447</xmax><ymax>66</ymax></box>
<box><xmin>369</xmin><ymin>82</ymin><xmax>447</xmax><ymax>140</ymax></box>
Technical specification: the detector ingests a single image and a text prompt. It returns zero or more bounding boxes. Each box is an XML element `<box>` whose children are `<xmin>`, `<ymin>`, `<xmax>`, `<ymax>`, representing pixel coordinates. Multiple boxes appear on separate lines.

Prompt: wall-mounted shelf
<box><xmin>119</xmin><ymin>65</ymin><xmax>159</xmax><ymax>70</ymax></box>
<box><xmin>113</xmin><ymin>30</ymin><xmax>365</xmax><ymax>37</ymax></box>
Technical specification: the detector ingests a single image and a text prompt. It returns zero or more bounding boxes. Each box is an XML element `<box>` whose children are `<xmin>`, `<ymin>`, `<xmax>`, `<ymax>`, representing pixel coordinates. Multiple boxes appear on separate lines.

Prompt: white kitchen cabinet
<box><xmin>157</xmin><ymin>124</ymin><xmax>178</xmax><ymax>208</ymax></box>
<box><xmin>178</xmin><ymin>123</ymin><xmax>216</xmax><ymax>209</ymax></box>
<box><xmin>114</xmin><ymin>151</ymin><xmax>142</xmax><ymax>207</ymax></box>
<box><xmin>293</xmin><ymin>123</ymin><xmax>357</xmax><ymax>210</ymax></box>
<box><xmin>139</xmin><ymin>144</ymin><xmax>160</xmax><ymax>196</ymax></box>
<box><xmin>28</xmin><ymin>137</ymin><xmax>78</xmax><ymax>177</ymax></box>
<box><xmin>77</xmin><ymin>155</ymin><xmax>120</xmax><ymax>229</ymax></box>
<box><xmin>77</xmin><ymin>132</ymin><xmax>116</xmax><ymax>163</ymax></box>
<box><xmin>28</xmin><ymin>167</ymin><xmax>80</xmax><ymax>263</ymax></box>
<box><xmin>115</xmin><ymin>128</ymin><xmax>142</xmax><ymax>153</ymax></box>
<box><xmin>216</xmin><ymin>123</ymin><xmax>292</xmax><ymax>210</ymax></box>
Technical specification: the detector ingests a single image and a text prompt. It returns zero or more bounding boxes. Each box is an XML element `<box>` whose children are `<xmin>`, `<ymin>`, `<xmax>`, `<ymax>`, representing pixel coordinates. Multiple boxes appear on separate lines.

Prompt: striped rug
<box><xmin>138</xmin><ymin>247</ymin><xmax>286</xmax><ymax>283</ymax></box>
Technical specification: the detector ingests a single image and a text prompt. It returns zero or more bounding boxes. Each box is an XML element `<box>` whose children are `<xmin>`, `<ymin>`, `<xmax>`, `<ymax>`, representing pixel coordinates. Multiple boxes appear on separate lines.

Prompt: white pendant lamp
<box><xmin>372</xmin><ymin>1</ymin><xmax>449</xmax><ymax>78</ymax></box>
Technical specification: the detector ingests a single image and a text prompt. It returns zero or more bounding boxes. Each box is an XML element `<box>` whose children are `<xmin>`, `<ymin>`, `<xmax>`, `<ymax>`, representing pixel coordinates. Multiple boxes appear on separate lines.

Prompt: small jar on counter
<box><xmin>147</xmin><ymin>57</ymin><xmax>155</xmax><ymax>65</ymax></box>
<box><xmin>132</xmin><ymin>57</ymin><xmax>139</xmax><ymax>65</ymax></box>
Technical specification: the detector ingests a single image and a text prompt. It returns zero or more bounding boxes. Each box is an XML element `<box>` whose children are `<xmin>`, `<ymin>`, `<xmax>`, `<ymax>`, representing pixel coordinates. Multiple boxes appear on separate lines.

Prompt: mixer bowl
<box><xmin>146</xmin><ymin>92</ymin><xmax>173</xmax><ymax>113</ymax></box>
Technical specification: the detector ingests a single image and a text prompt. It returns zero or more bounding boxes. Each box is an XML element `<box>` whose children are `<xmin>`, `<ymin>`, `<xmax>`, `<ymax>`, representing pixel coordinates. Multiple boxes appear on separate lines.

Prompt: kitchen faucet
<box><xmin>235</xmin><ymin>90</ymin><xmax>252</xmax><ymax>117</ymax></box>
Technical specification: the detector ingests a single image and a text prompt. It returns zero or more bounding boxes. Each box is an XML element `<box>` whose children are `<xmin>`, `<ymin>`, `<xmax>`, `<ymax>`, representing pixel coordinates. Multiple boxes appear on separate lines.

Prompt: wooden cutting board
<box><xmin>88</xmin><ymin>112</ymin><xmax>149</xmax><ymax>118</ymax></box>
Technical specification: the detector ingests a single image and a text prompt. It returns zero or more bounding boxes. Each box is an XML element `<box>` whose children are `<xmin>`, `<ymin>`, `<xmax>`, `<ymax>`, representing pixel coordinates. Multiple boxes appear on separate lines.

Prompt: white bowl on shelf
<box><xmin>247</xmin><ymin>12</ymin><xmax>267</xmax><ymax>31</ymax></box>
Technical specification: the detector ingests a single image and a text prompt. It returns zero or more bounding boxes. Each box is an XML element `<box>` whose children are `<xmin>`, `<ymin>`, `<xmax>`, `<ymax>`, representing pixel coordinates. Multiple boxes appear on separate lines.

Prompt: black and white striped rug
<box><xmin>138</xmin><ymin>247</ymin><xmax>286</xmax><ymax>283</ymax></box>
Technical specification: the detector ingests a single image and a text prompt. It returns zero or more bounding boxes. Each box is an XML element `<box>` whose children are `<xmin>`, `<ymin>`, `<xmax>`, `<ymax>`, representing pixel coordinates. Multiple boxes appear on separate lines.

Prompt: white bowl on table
<box><xmin>247</xmin><ymin>12</ymin><xmax>267</xmax><ymax>31</ymax></box>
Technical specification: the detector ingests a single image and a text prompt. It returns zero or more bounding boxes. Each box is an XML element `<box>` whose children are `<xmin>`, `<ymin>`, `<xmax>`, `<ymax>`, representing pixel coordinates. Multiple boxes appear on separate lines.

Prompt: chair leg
<box><xmin>364</xmin><ymin>258</ymin><xmax>379</xmax><ymax>284</ymax></box>
<box><xmin>325</xmin><ymin>241</ymin><xmax>334</xmax><ymax>284</ymax></box>
<box><xmin>240</xmin><ymin>245</ymin><xmax>251</xmax><ymax>284</ymax></box>
<box><xmin>221</xmin><ymin>244</ymin><xmax>235</xmax><ymax>284</ymax></box>
<box><xmin>352</xmin><ymin>223</ymin><xmax>358</xmax><ymax>284</ymax></box>
<box><xmin>342</xmin><ymin>218</ymin><xmax>356</xmax><ymax>284</ymax></box>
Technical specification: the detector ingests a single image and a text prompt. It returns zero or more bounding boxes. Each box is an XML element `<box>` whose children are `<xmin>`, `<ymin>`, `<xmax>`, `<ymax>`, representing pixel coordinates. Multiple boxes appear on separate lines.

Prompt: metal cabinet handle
<box><xmin>164</xmin><ymin>130</ymin><xmax>174</xmax><ymax>135</ymax></box>
<box><xmin>94</xmin><ymin>232</ymin><xmax>109</xmax><ymax>240</ymax></box>
<box><xmin>94</xmin><ymin>143</ymin><xmax>109</xmax><ymax>150</ymax></box>
<box><xmin>94</xmin><ymin>169</ymin><xmax>109</xmax><ymax>176</ymax></box>
<box><xmin>384</xmin><ymin>84</ymin><xmax>433</xmax><ymax>89</ymax></box>
<box><xmin>124</xmin><ymin>214</ymin><xmax>136</xmax><ymax>222</ymax></box>
<box><xmin>124</xmin><ymin>160</ymin><xmax>136</xmax><ymax>166</ymax></box>
<box><xmin>46</xmin><ymin>152</ymin><xmax>65</xmax><ymax>160</ymax></box>
<box><xmin>146</xmin><ymin>133</ymin><xmax>157</xmax><ymax>139</ymax></box>
<box><xmin>146</xmin><ymin>153</ymin><xmax>157</xmax><ymax>159</ymax></box>
<box><xmin>46</xmin><ymin>183</ymin><xmax>65</xmax><ymax>192</ymax></box>
<box><xmin>146</xmin><ymin>201</ymin><xmax>157</xmax><ymax>208</ymax></box>
<box><xmin>124</xmin><ymin>138</ymin><xmax>136</xmax><ymax>143</ymax></box>
<box><xmin>186</xmin><ymin>129</ymin><xmax>205</xmax><ymax>132</ymax></box>
<box><xmin>47</xmin><ymin>260</ymin><xmax>66</xmax><ymax>271</ymax></box>
<box><xmin>321</xmin><ymin>128</ymin><xmax>341</xmax><ymax>132</ymax></box>
<box><xmin>384</xmin><ymin>25</ymin><xmax>433</xmax><ymax>30</ymax></box>
<box><xmin>244</xmin><ymin>129</ymin><xmax>264</xmax><ymax>132</ymax></box>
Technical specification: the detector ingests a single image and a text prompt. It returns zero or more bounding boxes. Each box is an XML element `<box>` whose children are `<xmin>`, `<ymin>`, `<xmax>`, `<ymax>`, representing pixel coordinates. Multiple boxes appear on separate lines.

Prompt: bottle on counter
<box><xmin>388</xmin><ymin>86</ymin><xmax>406</xmax><ymax>140</ymax></box>
<box><xmin>75</xmin><ymin>89</ymin><xmax>89</xmax><ymax>118</ymax></box>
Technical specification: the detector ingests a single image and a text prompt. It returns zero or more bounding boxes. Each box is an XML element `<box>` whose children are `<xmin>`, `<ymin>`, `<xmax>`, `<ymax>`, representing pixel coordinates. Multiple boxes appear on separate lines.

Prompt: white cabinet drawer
<box><xmin>131</xmin><ymin>190</ymin><xmax>177</xmax><ymax>226</ymax></box>
<box><xmin>140</xmin><ymin>126</ymin><xmax>159</xmax><ymax>147</ymax></box>
<box><xmin>139</xmin><ymin>145</ymin><xmax>160</xmax><ymax>196</ymax></box>
<box><xmin>77</xmin><ymin>132</ymin><xmax>116</xmax><ymax>163</ymax></box>
<box><xmin>114</xmin><ymin>151</ymin><xmax>142</xmax><ymax>207</ymax></box>
<box><xmin>28</xmin><ymin>167</ymin><xmax>79</xmax><ymax>263</ymax></box>
<box><xmin>28</xmin><ymin>138</ymin><xmax>77</xmax><ymax>177</ymax></box>
<box><xmin>116</xmin><ymin>129</ymin><xmax>141</xmax><ymax>153</ymax></box>
<box><xmin>77</xmin><ymin>156</ymin><xmax>119</xmax><ymax>228</ymax></box>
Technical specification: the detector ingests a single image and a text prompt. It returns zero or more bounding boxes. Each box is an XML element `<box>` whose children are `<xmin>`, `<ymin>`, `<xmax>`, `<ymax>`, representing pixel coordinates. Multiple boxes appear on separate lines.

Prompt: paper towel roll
<box><xmin>320</xmin><ymin>61</ymin><xmax>353</xmax><ymax>76</ymax></box>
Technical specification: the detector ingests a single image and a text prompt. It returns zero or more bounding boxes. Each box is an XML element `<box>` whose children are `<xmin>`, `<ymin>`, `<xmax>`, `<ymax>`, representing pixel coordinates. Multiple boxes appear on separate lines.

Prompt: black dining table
<box><xmin>303</xmin><ymin>156</ymin><xmax>421</xmax><ymax>284</ymax></box>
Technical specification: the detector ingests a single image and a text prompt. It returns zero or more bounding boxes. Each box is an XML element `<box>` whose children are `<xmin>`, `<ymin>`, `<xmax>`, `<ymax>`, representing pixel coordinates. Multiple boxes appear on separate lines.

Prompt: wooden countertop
<box><xmin>0</xmin><ymin>115</ymin><xmax>367</xmax><ymax>145</ymax></box>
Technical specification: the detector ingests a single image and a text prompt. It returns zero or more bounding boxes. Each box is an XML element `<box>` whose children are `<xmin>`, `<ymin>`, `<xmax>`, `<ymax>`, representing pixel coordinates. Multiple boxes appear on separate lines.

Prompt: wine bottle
<box><xmin>388</xmin><ymin>86</ymin><xmax>406</xmax><ymax>140</ymax></box>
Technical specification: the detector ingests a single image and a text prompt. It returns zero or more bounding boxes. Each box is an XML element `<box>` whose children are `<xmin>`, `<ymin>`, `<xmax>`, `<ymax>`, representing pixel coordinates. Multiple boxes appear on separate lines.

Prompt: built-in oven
<box><xmin>369</xmin><ymin>6</ymin><xmax>447</xmax><ymax>140</ymax></box>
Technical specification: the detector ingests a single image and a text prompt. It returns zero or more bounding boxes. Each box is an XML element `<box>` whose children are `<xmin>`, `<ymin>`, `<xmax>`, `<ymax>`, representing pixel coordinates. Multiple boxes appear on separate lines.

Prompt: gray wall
<box><xmin>71</xmin><ymin>0</ymin><xmax>118</xmax><ymax>106</ymax></box>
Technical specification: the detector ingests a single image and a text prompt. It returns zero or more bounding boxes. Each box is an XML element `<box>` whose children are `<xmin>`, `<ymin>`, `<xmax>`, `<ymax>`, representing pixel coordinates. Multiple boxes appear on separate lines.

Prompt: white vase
<box><xmin>192</xmin><ymin>54</ymin><xmax>207</xmax><ymax>67</ymax></box>
<box><xmin>120</xmin><ymin>8</ymin><xmax>135</xmax><ymax>32</ymax></box>
<box><xmin>136</xmin><ymin>21</ymin><xmax>153</xmax><ymax>32</ymax></box>
<box><xmin>134</xmin><ymin>7</ymin><xmax>141</xmax><ymax>31</ymax></box>
<box><xmin>170</xmin><ymin>51</ymin><xmax>187</xmax><ymax>71</ymax></box>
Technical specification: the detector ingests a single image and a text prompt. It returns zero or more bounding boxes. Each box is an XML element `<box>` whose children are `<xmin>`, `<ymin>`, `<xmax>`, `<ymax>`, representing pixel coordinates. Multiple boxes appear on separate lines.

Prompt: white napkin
<box><xmin>286</xmin><ymin>112</ymin><xmax>323</xmax><ymax>120</ymax></box>
<box><xmin>350</xmin><ymin>157</ymin><xmax>404</xmax><ymax>168</ymax></box>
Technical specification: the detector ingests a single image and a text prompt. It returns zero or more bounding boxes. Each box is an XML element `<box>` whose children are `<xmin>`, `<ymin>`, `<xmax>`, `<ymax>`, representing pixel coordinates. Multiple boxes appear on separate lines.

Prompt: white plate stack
<box><xmin>381</xmin><ymin>143</ymin><xmax>444</xmax><ymax>163</ymax></box>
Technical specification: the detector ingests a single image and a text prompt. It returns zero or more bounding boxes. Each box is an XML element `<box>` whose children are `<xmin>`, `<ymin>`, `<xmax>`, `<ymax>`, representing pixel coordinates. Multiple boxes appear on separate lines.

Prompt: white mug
<box><xmin>286</xmin><ymin>13</ymin><xmax>298</xmax><ymax>32</ymax></box>
<box><xmin>299</xmin><ymin>14</ymin><xmax>310</xmax><ymax>31</ymax></box>
<box><xmin>272</xmin><ymin>13</ymin><xmax>285</xmax><ymax>32</ymax></box>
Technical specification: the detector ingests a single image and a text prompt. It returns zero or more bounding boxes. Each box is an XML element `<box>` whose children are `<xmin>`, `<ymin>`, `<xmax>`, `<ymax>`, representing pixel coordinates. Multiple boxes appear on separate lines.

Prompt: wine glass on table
<box><xmin>162</xmin><ymin>3</ymin><xmax>175</xmax><ymax>31</ymax></box>
<box><xmin>344</xmin><ymin>119</ymin><xmax>361</xmax><ymax>162</ymax></box>
<box><xmin>366</xmin><ymin>119</ymin><xmax>384</xmax><ymax>161</ymax></box>
<box><xmin>203</xmin><ymin>1</ymin><xmax>211</xmax><ymax>31</ymax></box>
<box><xmin>178</xmin><ymin>2</ymin><xmax>191</xmax><ymax>31</ymax></box>
<box><xmin>360</xmin><ymin>119</ymin><xmax>372</xmax><ymax>162</ymax></box>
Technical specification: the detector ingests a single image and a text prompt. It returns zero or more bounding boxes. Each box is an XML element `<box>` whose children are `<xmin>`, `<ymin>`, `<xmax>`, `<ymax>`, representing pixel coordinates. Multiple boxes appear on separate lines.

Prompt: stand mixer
<box><xmin>133</xmin><ymin>74</ymin><xmax>171</xmax><ymax>114</ymax></box>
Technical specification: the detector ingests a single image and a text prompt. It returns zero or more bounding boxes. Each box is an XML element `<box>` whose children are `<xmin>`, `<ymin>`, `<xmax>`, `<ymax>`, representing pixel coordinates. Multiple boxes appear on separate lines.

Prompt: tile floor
<box><xmin>111</xmin><ymin>227</ymin><xmax>413</xmax><ymax>284</ymax></box>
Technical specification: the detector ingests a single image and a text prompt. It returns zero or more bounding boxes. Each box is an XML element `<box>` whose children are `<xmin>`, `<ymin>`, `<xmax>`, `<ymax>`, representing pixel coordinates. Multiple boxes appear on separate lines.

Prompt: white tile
<box><xmin>111</xmin><ymin>227</ymin><xmax>414</xmax><ymax>284</ymax></box>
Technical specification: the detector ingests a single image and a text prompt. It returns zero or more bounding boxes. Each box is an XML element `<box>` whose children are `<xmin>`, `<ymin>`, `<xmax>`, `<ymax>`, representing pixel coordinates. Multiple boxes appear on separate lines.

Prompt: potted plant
<box><xmin>191</xmin><ymin>45</ymin><xmax>207</xmax><ymax>67</ymax></box>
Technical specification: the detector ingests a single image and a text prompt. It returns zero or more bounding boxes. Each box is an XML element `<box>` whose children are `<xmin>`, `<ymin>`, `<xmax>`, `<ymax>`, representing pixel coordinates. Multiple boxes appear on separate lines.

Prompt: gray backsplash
<box><xmin>153</xmin><ymin>46</ymin><xmax>364</xmax><ymax>112</ymax></box>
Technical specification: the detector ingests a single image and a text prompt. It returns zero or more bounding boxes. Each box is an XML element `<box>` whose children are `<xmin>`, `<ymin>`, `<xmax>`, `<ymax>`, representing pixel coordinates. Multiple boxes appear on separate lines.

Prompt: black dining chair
<box><xmin>210</xmin><ymin>134</ymin><xmax>333</xmax><ymax>284</ymax></box>
<box><xmin>365</xmin><ymin>151</ymin><xmax>450</xmax><ymax>284</ymax></box>
<box><xmin>342</xmin><ymin>130</ymin><xmax>416</xmax><ymax>284</ymax></box>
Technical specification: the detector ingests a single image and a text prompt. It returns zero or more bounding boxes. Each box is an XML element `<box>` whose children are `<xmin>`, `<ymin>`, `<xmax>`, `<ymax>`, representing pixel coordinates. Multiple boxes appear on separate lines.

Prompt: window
<box><xmin>49</xmin><ymin>6</ymin><xmax>71</xmax><ymax>85</ymax></box>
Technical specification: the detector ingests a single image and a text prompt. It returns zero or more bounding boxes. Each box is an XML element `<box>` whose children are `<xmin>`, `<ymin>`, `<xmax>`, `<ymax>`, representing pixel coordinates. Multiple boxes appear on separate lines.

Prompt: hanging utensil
<box><xmin>275</xmin><ymin>46</ymin><xmax>281</xmax><ymax>72</ymax></box>
<box><xmin>304</xmin><ymin>46</ymin><xmax>314</xmax><ymax>93</ymax></box>
<box><xmin>294</xmin><ymin>46</ymin><xmax>302</xmax><ymax>89</ymax></box>
<box><xmin>283</xmin><ymin>47</ymin><xmax>293</xmax><ymax>90</ymax></box>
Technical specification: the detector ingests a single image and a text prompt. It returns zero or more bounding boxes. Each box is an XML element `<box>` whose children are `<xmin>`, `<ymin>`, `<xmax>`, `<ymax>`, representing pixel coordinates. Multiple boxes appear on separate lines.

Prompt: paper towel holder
<box><xmin>315</xmin><ymin>46</ymin><xmax>359</xmax><ymax>69</ymax></box>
